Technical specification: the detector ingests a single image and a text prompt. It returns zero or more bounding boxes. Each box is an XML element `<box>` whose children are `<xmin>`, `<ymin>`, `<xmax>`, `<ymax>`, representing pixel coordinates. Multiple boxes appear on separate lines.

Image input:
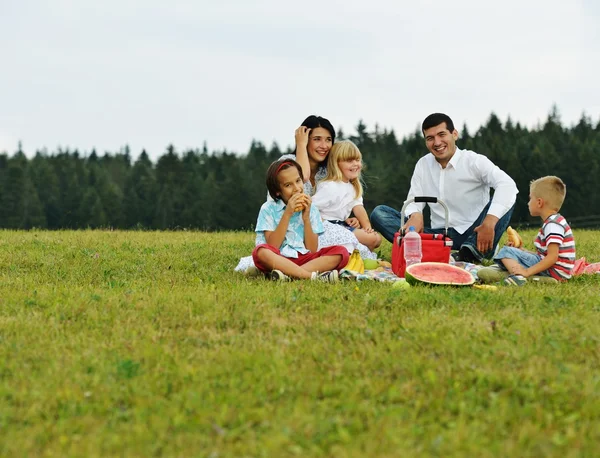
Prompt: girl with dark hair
<box><xmin>252</xmin><ymin>158</ymin><xmax>348</xmax><ymax>282</ymax></box>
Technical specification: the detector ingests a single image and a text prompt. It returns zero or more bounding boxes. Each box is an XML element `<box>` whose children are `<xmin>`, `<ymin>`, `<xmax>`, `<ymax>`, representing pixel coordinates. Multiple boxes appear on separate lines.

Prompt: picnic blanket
<box><xmin>336</xmin><ymin>258</ymin><xmax>599</xmax><ymax>283</ymax></box>
<box><xmin>339</xmin><ymin>266</ymin><xmax>402</xmax><ymax>282</ymax></box>
<box><xmin>340</xmin><ymin>261</ymin><xmax>481</xmax><ymax>282</ymax></box>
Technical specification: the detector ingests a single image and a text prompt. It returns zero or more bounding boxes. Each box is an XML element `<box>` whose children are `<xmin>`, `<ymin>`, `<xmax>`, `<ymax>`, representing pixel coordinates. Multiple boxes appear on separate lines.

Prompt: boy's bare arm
<box><xmin>524</xmin><ymin>243</ymin><xmax>560</xmax><ymax>277</ymax></box>
<box><xmin>294</xmin><ymin>126</ymin><xmax>311</xmax><ymax>183</ymax></box>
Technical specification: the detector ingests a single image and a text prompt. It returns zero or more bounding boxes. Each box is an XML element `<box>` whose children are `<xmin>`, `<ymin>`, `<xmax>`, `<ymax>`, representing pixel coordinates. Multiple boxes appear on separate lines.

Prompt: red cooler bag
<box><xmin>391</xmin><ymin>197</ymin><xmax>453</xmax><ymax>278</ymax></box>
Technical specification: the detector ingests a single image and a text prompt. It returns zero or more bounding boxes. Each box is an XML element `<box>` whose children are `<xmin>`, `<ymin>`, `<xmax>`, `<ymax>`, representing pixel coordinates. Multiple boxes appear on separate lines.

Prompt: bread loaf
<box><xmin>506</xmin><ymin>226</ymin><xmax>522</xmax><ymax>248</ymax></box>
<box><xmin>293</xmin><ymin>194</ymin><xmax>305</xmax><ymax>212</ymax></box>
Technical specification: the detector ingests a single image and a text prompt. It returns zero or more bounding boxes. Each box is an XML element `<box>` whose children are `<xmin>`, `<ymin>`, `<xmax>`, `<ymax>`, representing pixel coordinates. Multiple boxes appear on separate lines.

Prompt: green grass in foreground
<box><xmin>1</xmin><ymin>229</ymin><xmax>600</xmax><ymax>457</ymax></box>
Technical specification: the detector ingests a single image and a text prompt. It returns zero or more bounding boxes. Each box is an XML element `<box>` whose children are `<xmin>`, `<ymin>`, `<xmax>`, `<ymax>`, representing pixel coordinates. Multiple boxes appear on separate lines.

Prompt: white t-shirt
<box><xmin>403</xmin><ymin>148</ymin><xmax>518</xmax><ymax>234</ymax></box>
<box><xmin>312</xmin><ymin>180</ymin><xmax>363</xmax><ymax>221</ymax></box>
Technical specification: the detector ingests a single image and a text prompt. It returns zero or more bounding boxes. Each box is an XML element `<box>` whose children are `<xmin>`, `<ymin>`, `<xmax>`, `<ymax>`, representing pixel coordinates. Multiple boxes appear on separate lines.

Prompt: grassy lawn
<box><xmin>1</xmin><ymin>229</ymin><xmax>599</xmax><ymax>457</ymax></box>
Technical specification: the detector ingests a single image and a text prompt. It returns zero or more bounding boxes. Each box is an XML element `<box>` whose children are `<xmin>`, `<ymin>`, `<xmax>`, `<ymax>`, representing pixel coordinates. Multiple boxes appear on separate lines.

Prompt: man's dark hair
<box><xmin>422</xmin><ymin>113</ymin><xmax>455</xmax><ymax>134</ymax></box>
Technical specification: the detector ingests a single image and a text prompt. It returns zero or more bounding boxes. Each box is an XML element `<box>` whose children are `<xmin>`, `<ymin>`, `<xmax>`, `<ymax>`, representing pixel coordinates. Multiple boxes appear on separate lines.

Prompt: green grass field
<box><xmin>1</xmin><ymin>229</ymin><xmax>599</xmax><ymax>457</ymax></box>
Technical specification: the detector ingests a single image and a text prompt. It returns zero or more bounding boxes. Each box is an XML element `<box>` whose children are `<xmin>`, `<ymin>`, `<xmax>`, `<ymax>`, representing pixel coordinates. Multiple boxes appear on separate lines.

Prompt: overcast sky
<box><xmin>1</xmin><ymin>0</ymin><xmax>599</xmax><ymax>160</ymax></box>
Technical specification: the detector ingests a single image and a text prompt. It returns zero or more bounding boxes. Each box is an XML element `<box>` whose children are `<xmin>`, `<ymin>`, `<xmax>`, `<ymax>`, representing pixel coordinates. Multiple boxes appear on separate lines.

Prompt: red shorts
<box><xmin>252</xmin><ymin>244</ymin><xmax>349</xmax><ymax>273</ymax></box>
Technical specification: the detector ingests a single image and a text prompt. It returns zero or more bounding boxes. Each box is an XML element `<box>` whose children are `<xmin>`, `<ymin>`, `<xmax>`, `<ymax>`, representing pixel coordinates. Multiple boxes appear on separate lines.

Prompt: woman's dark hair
<box><xmin>298</xmin><ymin>115</ymin><xmax>336</xmax><ymax>146</ymax></box>
<box><xmin>422</xmin><ymin>113</ymin><xmax>455</xmax><ymax>134</ymax></box>
<box><xmin>266</xmin><ymin>159</ymin><xmax>304</xmax><ymax>201</ymax></box>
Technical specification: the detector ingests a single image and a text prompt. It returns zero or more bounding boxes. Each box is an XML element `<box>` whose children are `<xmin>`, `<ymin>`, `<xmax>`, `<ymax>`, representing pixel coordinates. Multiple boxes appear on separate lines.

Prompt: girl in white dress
<box><xmin>312</xmin><ymin>141</ymin><xmax>382</xmax><ymax>252</ymax></box>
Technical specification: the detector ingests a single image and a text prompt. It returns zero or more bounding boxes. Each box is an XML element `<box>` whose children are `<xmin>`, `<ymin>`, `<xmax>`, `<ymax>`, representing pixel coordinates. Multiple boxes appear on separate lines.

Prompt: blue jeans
<box><xmin>370</xmin><ymin>200</ymin><xmax>515</xmax><ymax>261</ymax></box>
<box><xmin>493</xmin><ymin>246</ymin><xmax>552</xmax><ymax>276</ymax></box>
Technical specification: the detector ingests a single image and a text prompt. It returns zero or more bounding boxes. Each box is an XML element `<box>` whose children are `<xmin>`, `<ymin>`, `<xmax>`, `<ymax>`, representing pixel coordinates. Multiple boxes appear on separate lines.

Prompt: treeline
<box><xmin>1</xmin><ymin>109</ymin><xmax>599</xmax><ymax>230</ymax></box>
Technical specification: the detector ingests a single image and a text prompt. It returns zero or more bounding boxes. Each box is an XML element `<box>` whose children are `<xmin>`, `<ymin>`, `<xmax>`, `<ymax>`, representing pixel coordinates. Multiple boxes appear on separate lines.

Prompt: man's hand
<box><xmin>402</xmin><ymin>213</ymin><xmax>424</xmax><ymax>233</ymax></box>
<box><xmin>474</xmin><ymin>215</ymin><xmax>498</xmax><ymax>254</ymax></box>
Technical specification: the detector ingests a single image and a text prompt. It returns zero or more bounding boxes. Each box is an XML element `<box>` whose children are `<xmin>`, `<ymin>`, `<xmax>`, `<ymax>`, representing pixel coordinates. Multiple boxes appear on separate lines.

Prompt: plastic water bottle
<box><xmin>404</xmin><ymin>226</ymin><xmax>422</xmax><ymax>267</ymax></box>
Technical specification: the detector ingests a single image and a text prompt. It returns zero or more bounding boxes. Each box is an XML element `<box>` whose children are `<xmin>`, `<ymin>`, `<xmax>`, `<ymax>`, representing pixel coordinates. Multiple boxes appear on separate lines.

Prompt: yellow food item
<box><xmin>346</xmin><ymin>250</ymin><xmax>364</xmax><ymax>273</ymax></box>
<box><xmin>293</xmin><ymin>193</ymin><xmax>305</xmax><ymax>212</ymax></box>
<box><xmin>356</xmin><ymin>259</ymin><xmax>364</xmax><ymax>274</ymax></box>
<box><xmin>378</xmin><ymin>260</ymin><xmax>392</xmax><ymax>268</ymax></box>
<box><xmin>506</xmin><ymin>226</ymin><xmax>523</xmax><ymax>248</ymax></box>
<box><xmin>473</xmin><ymin>284</ymin><xmax>499</xmax><ymax>291</ymax></box>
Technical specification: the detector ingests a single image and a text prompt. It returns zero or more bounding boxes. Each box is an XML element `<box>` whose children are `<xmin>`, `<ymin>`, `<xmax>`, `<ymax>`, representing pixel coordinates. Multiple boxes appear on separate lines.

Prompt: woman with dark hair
<box><xmin>279</xmin><ymin>115</ymin><xmax>336</xmax><ymax>196</ymax></box>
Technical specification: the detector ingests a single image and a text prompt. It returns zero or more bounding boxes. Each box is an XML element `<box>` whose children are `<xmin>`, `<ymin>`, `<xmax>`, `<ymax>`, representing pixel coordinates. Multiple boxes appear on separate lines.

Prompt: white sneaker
<box><xmin>311</xmin><ymin>270</ymin><xmax>339</xmax><ymax>283</ymax></box>
<box><xmin>243</xmin><ymin>266</ymin><xmax>262</xmax><ymax>278</ymax></box>
<box><xmin>269</xmin><ymin>269</ymin><xmax>292</xmax><ymax>282</ymax></box>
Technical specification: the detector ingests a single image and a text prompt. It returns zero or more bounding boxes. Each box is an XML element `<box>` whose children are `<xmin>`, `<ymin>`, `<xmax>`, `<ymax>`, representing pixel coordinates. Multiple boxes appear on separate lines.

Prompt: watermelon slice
<box><xmin>405</xmin><ymin>262</ymin><xmax>475</xmax><ymax>286</ymax></box>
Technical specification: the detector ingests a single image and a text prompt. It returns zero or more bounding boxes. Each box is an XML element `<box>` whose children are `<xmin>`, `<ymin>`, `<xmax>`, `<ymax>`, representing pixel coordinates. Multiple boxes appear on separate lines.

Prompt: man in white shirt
<box><xmin>370</xmin><ymin>113</ymin><xmax>518</xmax><ymax>263</ymax></box>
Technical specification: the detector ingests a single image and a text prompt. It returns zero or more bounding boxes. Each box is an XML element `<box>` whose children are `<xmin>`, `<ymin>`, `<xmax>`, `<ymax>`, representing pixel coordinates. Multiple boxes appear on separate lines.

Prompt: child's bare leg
<box><xmin>256</xmin><ymin>248</ymin><xmax>312</xmax><ymax>279</ymax></box>
<box><xmin>353</xmin><ymin>229</ymin><xmax>382</xmax><ymax>251</ymax></box>
<box><xmin>301</xmin><ymin>255</ymin><xmax>343</xmax><ymax>273</ymax></box>
<box><xmin>501</xmin><ymin>258</ymin><xmax>526</xmax><ymax>276</ymax></box>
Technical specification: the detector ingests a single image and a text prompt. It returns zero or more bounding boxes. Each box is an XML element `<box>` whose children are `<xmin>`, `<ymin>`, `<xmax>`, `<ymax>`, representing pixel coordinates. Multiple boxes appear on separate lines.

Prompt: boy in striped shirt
<box><xmin>480</xmin><ymin>176</ymin><xmax>575</xmax><ymax>285</ymax></box>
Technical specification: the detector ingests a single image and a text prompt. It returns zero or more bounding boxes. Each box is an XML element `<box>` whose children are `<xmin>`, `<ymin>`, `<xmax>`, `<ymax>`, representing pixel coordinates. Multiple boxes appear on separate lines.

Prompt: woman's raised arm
<box><xmin>294</xmin><ymin>126</ymin><xmax>312</xmax><ymax>183</ymax></box>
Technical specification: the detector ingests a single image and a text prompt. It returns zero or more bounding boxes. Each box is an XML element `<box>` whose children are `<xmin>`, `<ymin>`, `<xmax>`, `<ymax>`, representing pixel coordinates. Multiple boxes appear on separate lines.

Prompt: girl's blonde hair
<box><xmin>323</xmin><ymin>140</ymin><xmax>363</xmax><ymax>198</ymax></box>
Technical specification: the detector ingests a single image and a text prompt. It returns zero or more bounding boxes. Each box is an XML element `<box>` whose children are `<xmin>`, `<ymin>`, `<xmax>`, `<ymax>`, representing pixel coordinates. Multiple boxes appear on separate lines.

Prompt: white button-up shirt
<box><xmin>403</xmin><ymin>148</ymin><xmax>518</xmax><ymax>234</ymax></box>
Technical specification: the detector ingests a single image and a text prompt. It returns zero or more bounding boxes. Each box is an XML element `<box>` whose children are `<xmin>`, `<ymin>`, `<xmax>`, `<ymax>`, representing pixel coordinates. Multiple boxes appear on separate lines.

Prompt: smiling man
<box><xmin>370</xmin><ymin>113</ymin><xmax>518</xmax><ymax>263</ymax></box>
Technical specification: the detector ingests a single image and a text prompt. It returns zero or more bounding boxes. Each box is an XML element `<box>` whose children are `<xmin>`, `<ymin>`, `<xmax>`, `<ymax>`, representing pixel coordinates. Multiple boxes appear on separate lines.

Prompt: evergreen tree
<box><xmin>79</xmin><ymin>187</ymin><xmax>107</xmax><ymax>228</ymax></box>
<box><xmin>1</xmin><ymin>107</ymin><xmax>598</xmax><ymax>230</ymax></box>
<box><xmin>154</xmin><ymin>145</ymin><xmax>182</xmax><ymax>228</ymax></box>
<box><xmin>178</xmin><ymin>149</ymin><xmax>205</xmax><ymax>228</ymax></box>
<box><xmin>30</xmin><ymin>151</ymin><xmax>61</xmax><ymax>228</ymax></box>
<box><xmin>51</xmin><ymin>151</ymin><xmax>84</xmax><ymax>227</ymax></box>
<box><xmin>0</xmin><ymin>153</ymin><xmax>46</xmax><ymax>228</ymax></box>
<box><xmin>123</xmin><ymin>150</ymin><xmax>157</xmax><ymax>228</ymax></box>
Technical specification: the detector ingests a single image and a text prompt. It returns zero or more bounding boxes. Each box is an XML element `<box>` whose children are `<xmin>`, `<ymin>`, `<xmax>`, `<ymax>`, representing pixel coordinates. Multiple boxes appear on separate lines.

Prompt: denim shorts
<box><xmin>494</xmin><ymin>246</ymin><xmax>551</xmax><ymax>277</ymax></box>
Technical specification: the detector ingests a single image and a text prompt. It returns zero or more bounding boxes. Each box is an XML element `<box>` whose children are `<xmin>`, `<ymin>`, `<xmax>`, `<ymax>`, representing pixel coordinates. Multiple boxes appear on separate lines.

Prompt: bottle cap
<box><xmin>409</xmin><ymin>226</ymin><xmax>415</xmax><ymax>231</ymax></box>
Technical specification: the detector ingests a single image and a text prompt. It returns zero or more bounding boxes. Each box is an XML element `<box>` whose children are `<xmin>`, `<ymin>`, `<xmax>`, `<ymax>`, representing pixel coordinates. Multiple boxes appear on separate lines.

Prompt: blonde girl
<box><xmin>312</xmin><ymin>140</ymin><xmax>382</xmax><ymax>252</ymax></box>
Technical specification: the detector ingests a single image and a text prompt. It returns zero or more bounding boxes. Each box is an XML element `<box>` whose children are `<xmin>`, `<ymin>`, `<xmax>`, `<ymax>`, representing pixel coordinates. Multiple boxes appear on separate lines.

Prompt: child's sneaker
<box><xmin>243</xmin><ymin>266</ymin><xmax>262</xmax><ymax>278</ymax></box>
<box><xmin>477</xmin><ymin>265</ymin><xmax>509</xmax><ymax>283</ymax></box>
<box><xmin>269</xmin><ymin>269</ymin><xmax>291</xmax><ymax>282</ymax></box>
<box><xmin>503</xmin><ymin>274</ymin><xmax>527</xmax><ymax>286</ymax></box>
<box><xmin>311</xmin><ymin>270</ymin><xmax>339</xmax><ymax>283</ymax></box>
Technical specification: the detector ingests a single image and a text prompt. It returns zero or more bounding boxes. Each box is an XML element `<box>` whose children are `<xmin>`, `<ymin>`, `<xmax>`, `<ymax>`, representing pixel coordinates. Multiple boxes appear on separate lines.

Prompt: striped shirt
<box><xmin>534</xmin><ymin>213</ymin><xmax>575</xmax><ymax>280</ymax></box>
